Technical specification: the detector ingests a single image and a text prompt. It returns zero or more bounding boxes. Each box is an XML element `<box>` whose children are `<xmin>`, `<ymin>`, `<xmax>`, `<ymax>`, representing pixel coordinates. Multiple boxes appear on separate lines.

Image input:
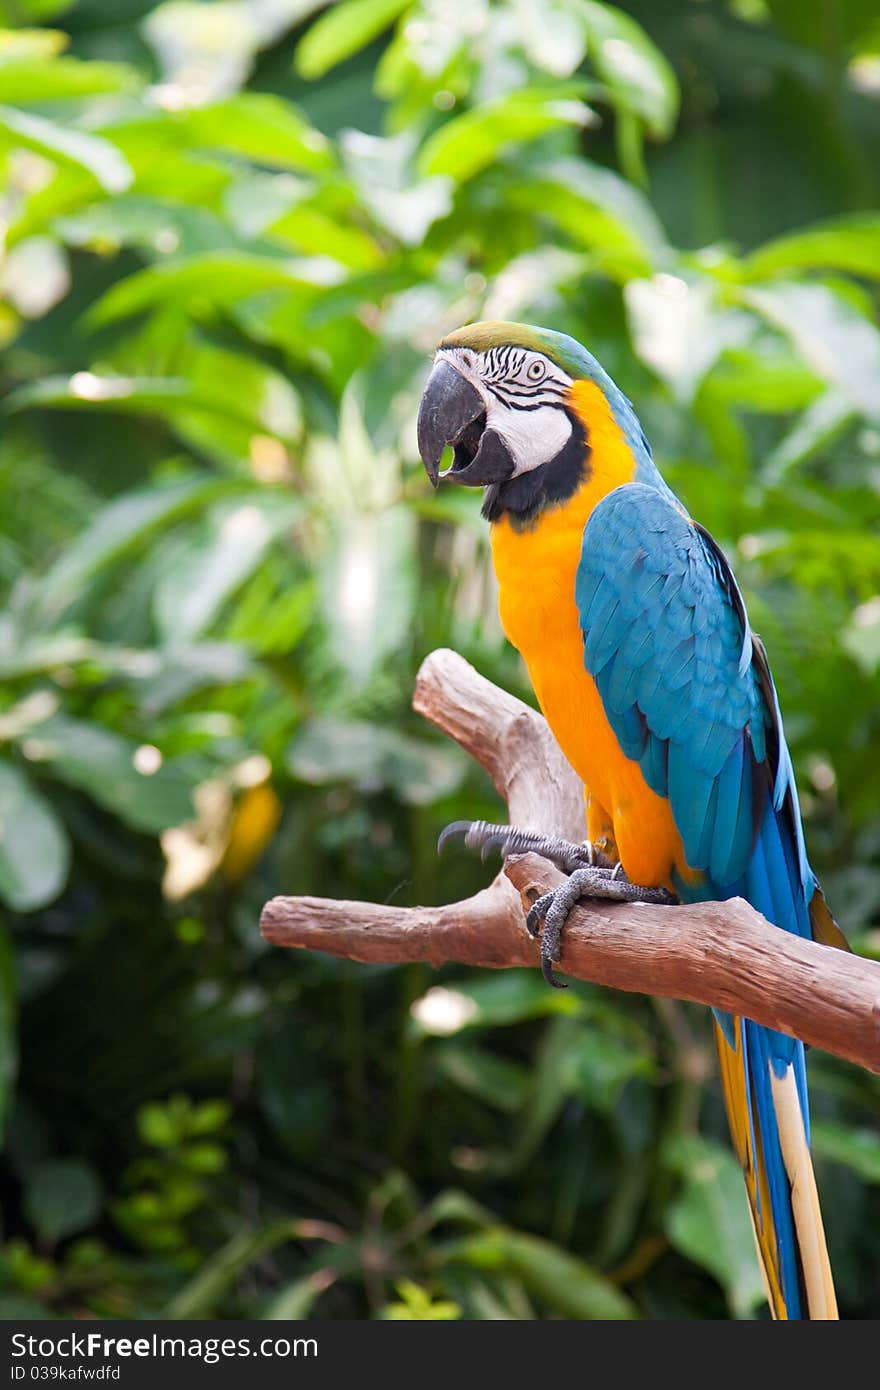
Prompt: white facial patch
<box><xmin>487</xmin><ymin>396</ymin><xmax>572</xmax><ymax>474</ymax></box>
<box><xmin>438</xmin><ymin>345</ymin><xmax>574</xmax><ymax>476</ymax></box>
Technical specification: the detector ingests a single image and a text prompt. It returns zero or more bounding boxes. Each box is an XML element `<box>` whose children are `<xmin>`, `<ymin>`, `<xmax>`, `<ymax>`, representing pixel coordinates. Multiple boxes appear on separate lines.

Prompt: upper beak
<box><xmin>417</xmin><ymin>359</ymin><xmax>484</xmax><ymax>486</ymax></box>
<box><xmin>417</xmin><ymin>358</ymin><xmax>515</xmax><ymax>489</ymax></box>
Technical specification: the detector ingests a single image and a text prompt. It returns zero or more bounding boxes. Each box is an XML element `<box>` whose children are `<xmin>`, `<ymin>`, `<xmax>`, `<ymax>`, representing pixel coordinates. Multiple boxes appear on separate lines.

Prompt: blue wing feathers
<box><xmin>605</xmin><ymin>646</ymin><xmax>641</xmax><ymax>713</ymax></box>
<box><xmin>708</xmin><ymin>742</ymin><xmax>745</xmax><ymax>882</ymax></box>
<box><xmin>576</xmin><ymin>483</ymin><xmax>826</xmax><ymax>1318</ymax></box>
<box><xmin>616</xmin><ymin>698</ymin><xmax>648</xmax><ymax>761</ymax></box>
<box><xmin>577</xmin><ymin>484</ymin><xmax>770</xmax><ymax>887</ymax></box>
<box><xmin>642</xmin><ymin>731</ymin><xmax>668</xmax><ymax>796</ymax></box>
<box><xmin>665</xmin><ymin>638</ymin><xmax>697</xmax><ymax>693</ymax></box>
<box><xmin>693</xmin><ymin>780</ymin><xmax>721</xmax><ymax>873</ymax></box>
<box><xmin>619</xmin><ymin>621</ymin><xmax>655</xmax><ymax>668</ymax></box>
<box><xmin>589</xmin><ymin>601</ymin><xmax>625</xmax><ymax>672</ymax></box>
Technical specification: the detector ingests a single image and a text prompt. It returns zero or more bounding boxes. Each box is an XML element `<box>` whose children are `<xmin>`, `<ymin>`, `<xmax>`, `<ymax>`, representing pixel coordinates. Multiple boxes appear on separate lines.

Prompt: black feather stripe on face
<box><xmin>482</xmin><ymin>410</ymin><xmax>590</xmax><ymax>527</ymax></box>
<box><xmin>484</xmin><ymin>383</ymin><xmax>569</xmax><ymax>411</ymax></box>
<box><xmin>479</xmin><ymin>345</ymin><xmax>570</xmax><ymax>412</ymax></box>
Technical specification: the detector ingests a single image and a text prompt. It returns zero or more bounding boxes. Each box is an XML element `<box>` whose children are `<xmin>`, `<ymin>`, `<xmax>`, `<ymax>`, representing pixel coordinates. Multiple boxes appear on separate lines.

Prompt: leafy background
<box><xmin>0</xmin><ymin>0</ymin><xmax>879</xmax><ymax>1320</ymax></box>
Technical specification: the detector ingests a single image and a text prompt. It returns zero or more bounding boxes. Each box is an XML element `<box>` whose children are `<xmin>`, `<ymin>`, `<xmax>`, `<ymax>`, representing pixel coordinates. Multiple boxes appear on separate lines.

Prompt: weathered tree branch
<box><xmin>261</xmin><ymin>648</ymin><xmax>880</xmax><ymax>1073</ymax></box>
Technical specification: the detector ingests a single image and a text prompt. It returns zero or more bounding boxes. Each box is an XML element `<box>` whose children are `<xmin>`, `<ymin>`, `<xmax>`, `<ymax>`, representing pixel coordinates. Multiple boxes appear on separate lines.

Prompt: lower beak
<box><xmin>417</xmin><ymin>359</ymin><xmax>515</xmax><ymax>488</ymax></box>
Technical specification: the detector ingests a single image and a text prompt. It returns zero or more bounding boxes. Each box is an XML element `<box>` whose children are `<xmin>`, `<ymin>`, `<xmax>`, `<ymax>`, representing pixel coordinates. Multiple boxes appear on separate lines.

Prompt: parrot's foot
<box><xmin>438</xmin><ymin>819</ymin><xmax>677</xmax><ymax>988</ymax></box>
<box><xmin>526</xmin><ymin>868</ymin><xmax>677</xmax><ymax>987</ymax></box>
<box><xmin>437</xmin><ymin>819</ymin><xmax>607</xmax><ymax>873</ymax></box>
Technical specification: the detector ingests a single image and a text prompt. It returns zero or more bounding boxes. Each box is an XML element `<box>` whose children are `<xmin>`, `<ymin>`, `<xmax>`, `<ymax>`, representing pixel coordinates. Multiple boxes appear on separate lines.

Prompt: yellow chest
<box><xmin>490</xmin><ymin>479</ymin><xmax>619</xmax><ymax>814</ymax></box>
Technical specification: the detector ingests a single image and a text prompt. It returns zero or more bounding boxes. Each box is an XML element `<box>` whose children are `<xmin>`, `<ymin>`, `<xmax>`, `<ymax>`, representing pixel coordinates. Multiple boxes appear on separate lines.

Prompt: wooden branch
<box><xmin>261</xmin><ymin>648</ymin><xmax>880</xmax><ymax>1074</ymax></box>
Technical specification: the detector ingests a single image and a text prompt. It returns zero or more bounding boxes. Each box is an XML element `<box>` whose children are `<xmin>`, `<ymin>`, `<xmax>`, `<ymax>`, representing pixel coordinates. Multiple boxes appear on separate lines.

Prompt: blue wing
<box><xmin>575</xmin><ymin>481</ymin><xmax>845</xmax><ymax>1319</ymax></box>
<box><xmin>575</xmin><ymin>481</ymin><xmax>805</xmax><ymax>897</ymax></box>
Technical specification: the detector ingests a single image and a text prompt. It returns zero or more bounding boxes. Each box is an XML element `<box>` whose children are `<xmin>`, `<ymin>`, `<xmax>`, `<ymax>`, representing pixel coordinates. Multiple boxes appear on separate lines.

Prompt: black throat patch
<box><xmin>481</xmin><ymin>409</ymin><xmax>590</xmax><ymax>527</ymax></box>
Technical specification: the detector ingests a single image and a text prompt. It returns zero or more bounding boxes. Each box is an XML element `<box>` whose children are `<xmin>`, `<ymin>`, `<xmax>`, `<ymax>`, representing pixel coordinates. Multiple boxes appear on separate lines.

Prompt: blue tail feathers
<box><xmin>683</xmin><ymin>788</ymin><xmax>816</xmax><ymax>1318</ymax></box>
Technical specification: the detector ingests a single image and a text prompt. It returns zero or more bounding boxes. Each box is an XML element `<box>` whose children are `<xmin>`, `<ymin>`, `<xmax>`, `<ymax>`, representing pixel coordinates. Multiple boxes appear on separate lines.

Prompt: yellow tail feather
<box><xmin>712</xmin><ymin>1020</ymin><xmax>837</xmax><ymax>1320</ymax></box>
<box><xmin>713</xmin><ymin>1020</ymin><xmax>786</xmax><ymax>1318</ymax></box>
<box><xmin>769</xmin><ymin>1066</ymin><xmax>838</xmax><ymax>1319</ymax></box>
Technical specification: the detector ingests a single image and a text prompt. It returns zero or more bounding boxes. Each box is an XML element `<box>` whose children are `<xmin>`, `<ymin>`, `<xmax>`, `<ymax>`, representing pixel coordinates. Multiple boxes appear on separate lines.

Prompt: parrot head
<box><xmin>416</xmin><ymin>320</ymin><xmax>648</xmax><ymax>522</ymax></box>
<box><xmin>417</xmin><ymin>321</ymin><xmax>582</xmax><ymax>487</ymax></box>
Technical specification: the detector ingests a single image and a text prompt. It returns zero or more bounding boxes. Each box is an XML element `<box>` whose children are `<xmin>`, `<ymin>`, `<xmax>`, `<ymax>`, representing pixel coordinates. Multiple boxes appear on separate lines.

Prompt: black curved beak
<box><xmin>417</xmin><ymin>358</ymin><xmax>515</xmax><ymax>489</ymax></box>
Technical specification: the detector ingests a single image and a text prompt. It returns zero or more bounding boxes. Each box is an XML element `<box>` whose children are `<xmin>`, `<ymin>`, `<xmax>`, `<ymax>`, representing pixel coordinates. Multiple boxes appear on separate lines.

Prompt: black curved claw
<box><xmin>525</xmin><ymin>890</ymin><xmax>567</xmax><ymax>988</ymax></box>
<box><xmin>437</xmin><ymin>820</ymin><xmax>474</xmax><ymax>855</ymax></box>
<box><xmin>437</xmin><ymin>819</ymin><xmax>524</xmax><ymax>862</ymax></box>
<box><xmin>526</xmin><ymin>892</ymin><xmax>553</xmax><ymax>938</ymax></box>
<box><xmin>541</xmin><ymin>944</ymin><xmax>567</xmax><ymax>990</ymax></box>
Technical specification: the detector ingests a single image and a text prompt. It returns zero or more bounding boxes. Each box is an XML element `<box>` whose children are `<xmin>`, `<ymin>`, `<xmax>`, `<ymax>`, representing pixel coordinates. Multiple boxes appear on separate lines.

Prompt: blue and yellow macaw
<box><xmin>417</xmin><ymin>320</ymin><xmax>846</xmax><ymax>1320</ymax></box>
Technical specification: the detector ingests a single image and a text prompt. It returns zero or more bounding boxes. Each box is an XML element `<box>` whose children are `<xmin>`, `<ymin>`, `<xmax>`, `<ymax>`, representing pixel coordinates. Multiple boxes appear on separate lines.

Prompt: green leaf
<box><xmin>176</xmin><ymin>94</ymin><xmax>333</xmax><ymax>173</ymax></box>
<box><xmin>744</xmin><ymin>215</ymin><xmax>880</xmax><ymax>282</ymax></box>
<box><xmin>448</xmin><ymin>1226</ymin><xmax>637</xmax><ymax>1319</ymax></box>
<box><xmin>165</xmin><ymin>1222</ymin><xmax>297</xmax><ymax>1318</ymax></box>
<box><xmin>511</xmin><ymin>157</ymin><xmax>669</xmax><ymax>274</ymax></box>
<box><xmin>433</xmin><ymin>1045</ymin><xmax>531</xmax><ymax>1113</ymax></box>
<box><xmin>513</xmin><ymin>0</ymin><xmax>589</xmax><ymax>78</ymax></box>
<box><xmin>0</xmin><ymin>634</ymin><xmax>107</xmax><ymax>683</ymax></box>
<box><xmin>85</xmin><ymin>251</ymin><xmax>338</xmax><ymax>328</ymax></box>
<box><xmin>761</xmin><ymin>388</ymin><xmax>854</xmax><ymax>484</ymax></box>
<box><xmin>569</xmin><ymin>1022</ymin><xmax>655</xmax><ymax>1113</ymax></box>
<box><xmin>501</xmin><ymin>1017</ymin><xmax>584</xmax><ymax>1172</ymax></box>
<box><xmin>341</xmin><ymin>129</ymin><xmax>453</xmax><ymax>244</ymax></box>
<box><xmin>0</xmin><ymin>56</ymin><xmax>139</xmax><ymax>103</ymax></box>
<box><xmin>271</xmin><ymin>201</ymin><xmax>383</xmax><ymax>267</ymax></box>
<box><xmin>143</xmin><ymin>0</ymin><xmax>324</xmax><ymax>102</ymax></box>
<box><xmin>764</xmin><ymin>0</ymin><xmax>879</xmax><ymax>49</ymax></box>
<box><xmin>24</xmin><ymin>1159</ymin><xmax>103</xmax><ymax>1243</ymax></box>
<box><xmin>664</xmin><ymin>1136</ymin><xmax>766</xmax><ymax>1319</ymax></box>
<box><xmin>383</xmin><ymin>1279</ymin><xmax>461</xmax><ymax>1319</ymax></box>
<box><xmin>134</xmin><ymin>643</ymin><xmax>255</xmax><ymax>717</ymax></box>
<box><xmin>0</xmin><ymin>233</ymin><xmax>69</xmax><ymax>318</ymax></box>
<box><xmin>23</xmin><ymin>714</ymin><xmax>195</xmax><ymax>834</ymax></box>
<box><xmin>289</xmin><ymin>717</ymin><xmax>465</xmax><ymax>805</ymax></box>
<box><xmin>420</xmin><ymin>1189</ymin><xmax>497</xmax><ymax>1230</ymax></box>
<box><xmin>581</xmin><ymin>1</ymin><xmax>679</xmax><ymax>138</ymax></box>
<box><xmin>0</xmin><ymin>921</ymin><xmax>16</xmax><ymax>1138</ymax></box>
<box><xmin>0</xmin><ymin>103</ymin><xmax>131</xmax><ymax>193</ymax></box>
<box><xmin>190</xmin><ymin>1099</ymin><xmax>232</xmax><ymax>1135</ymax></box>
<box><xmin>812</xmin><ymin>1120</ymin><xmax>880</xmax><ymax>1183</ymax></box>
<box><xmin>138</xmin><ymin>1102</ymin><xmax>181</xmax><ymax>1148</ymax></box>
<box><xmin>295</xmin><ymin>0</ymin><xmax>410</xmax><ymax>80</ymax></box>
<box><xmin>418</xmin><ymin>87</ymin><xmax>594</xmax><ymax>183</ymax></box>
<box><xmin>5</xmin><ymin>374</ymin><xmax>296</xmax><ymax>439</ymax></box>
<box><xmin>705</xmin><ymin>344</ymin><xmax>822</xmax><ymax>412</ymax></box>
<box><xmin>0</xmin><ymin>28</ymin><xmax>68</xmax><ymax>60</ymax></box>
<box><xmin>318</xmin><ymin>507</ymin><xmax>418</xmax><ymax>686</ymax></box>
<box><xmin>0</xmin><ymin>760</ymin><xmax>69</xmax><ymax>912</ymax></box>
<box><xmin>95</xmin><ymin>96</ymin><xmax>332</xmax><ymax>182</ymax></box>
<box><xmin>35</xmin><ymin>475</ymin><xmax>242</xmax><ymax>622</ymax></box>
<box><xmin>153</xmin><ymin>495</ymin><xmax>302</xmax><ymax>643</ymax></box>
<box><xmin>626</xmin><ymin>276</ymin><xmax>752</xmax><ymax>400</ymax></box>
<box><xmin>0</xmin><ymin>1296</ymin><xmax>50</xmax><ymax>1319</ymax></box>
<box><xmin>262</xmin><ymin>1273</ymin><xmax>331</xmax><ymax>1319</ymax></box>
<box><xmin>0</xmin><ymin>2</ymin><xmax>75</xmax><ymax>20</ymax></box>
<box><xmin>745</xmin><ymin>282</ymin><xmax>880</xmax><ymax>422</ymax></box>
<box><xmin>54</xmin><ymin>196</ymin><xmax>234</xmax><ymax>256</ymax></box>
<box><xmin>842</xmin><ymin>597</ymin><xmax>880</xmax><ymax>676</ymax></box>
<box><xmin>412</xmin><ymin>971</ymin><xmax>583</xmax><ymax>1032</ymax></box>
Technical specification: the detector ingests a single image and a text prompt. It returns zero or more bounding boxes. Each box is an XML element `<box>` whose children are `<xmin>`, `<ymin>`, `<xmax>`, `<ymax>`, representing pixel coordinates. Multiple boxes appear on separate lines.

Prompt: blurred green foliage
<box><xmin>0</xmin><ymin>0</ymin><xmax>879</xmax><ymax>1320</ymax></box>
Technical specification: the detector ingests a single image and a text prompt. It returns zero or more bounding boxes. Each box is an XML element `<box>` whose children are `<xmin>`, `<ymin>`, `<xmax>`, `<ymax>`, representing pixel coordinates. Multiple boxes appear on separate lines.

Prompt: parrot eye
<box><xmin>526</xmin><ymin>360</ymin><xmax>546</xmax><ymax>382</ymax></box>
